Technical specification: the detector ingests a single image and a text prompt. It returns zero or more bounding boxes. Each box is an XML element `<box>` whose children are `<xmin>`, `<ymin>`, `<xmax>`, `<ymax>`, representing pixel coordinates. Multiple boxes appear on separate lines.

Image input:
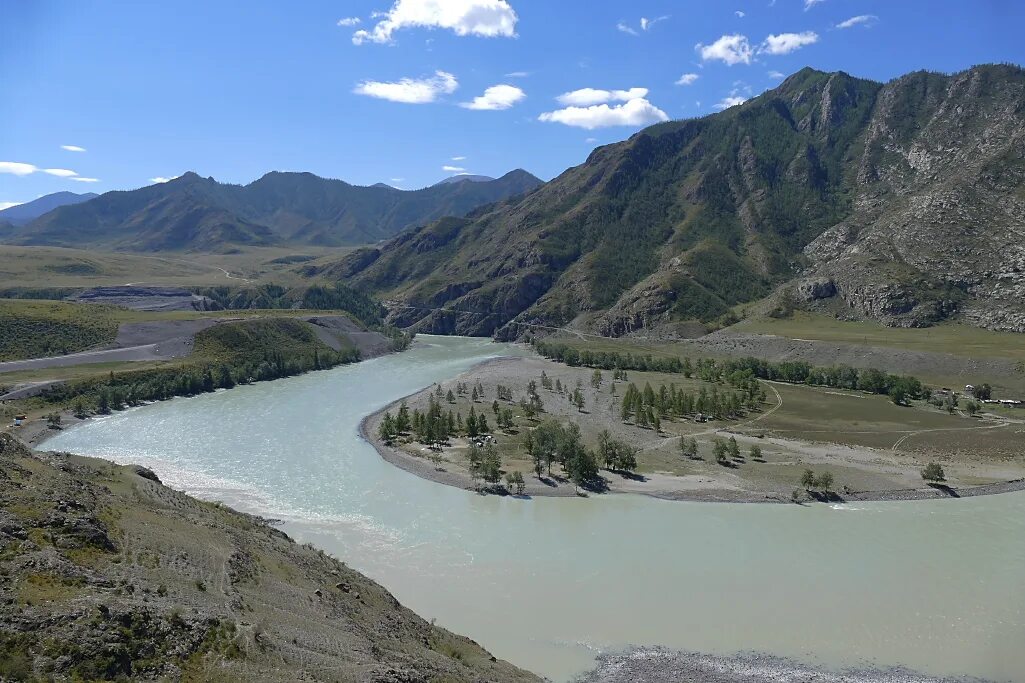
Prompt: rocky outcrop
<box><xmin>794</xmin><ymin>277</ymin><xmax>836</xmax><ymax>302</ymax></box>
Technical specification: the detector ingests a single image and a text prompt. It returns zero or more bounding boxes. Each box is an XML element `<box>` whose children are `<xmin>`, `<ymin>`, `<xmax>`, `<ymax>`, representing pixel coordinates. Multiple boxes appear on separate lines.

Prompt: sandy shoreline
<box><xmin>359</xmin><ymin>356</ymin><xmax>1025</xmax><ymax>505</ymax></box>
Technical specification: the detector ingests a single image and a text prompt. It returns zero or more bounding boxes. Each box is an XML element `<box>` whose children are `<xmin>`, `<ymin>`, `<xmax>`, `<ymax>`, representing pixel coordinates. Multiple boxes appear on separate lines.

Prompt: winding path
<box><xmin>890</xmin><ymin>417</ymin><xmax>1011</xmax><ymax>453</ymax></box>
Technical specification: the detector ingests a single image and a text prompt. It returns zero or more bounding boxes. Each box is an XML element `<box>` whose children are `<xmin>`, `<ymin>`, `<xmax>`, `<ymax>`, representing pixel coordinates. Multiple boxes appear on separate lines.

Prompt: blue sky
<box><xmin>2</xmin><ymin>1</ymin><xmax>1024</xmax><ymax>209</ymax></box>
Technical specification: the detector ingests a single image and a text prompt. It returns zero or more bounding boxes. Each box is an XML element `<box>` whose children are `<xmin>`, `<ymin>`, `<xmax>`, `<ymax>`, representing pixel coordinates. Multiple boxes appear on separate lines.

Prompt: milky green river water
<box><xmin>41</xmin><ymin>336</ymin><xmax>1025</xmax><ymax>682</ymax></box>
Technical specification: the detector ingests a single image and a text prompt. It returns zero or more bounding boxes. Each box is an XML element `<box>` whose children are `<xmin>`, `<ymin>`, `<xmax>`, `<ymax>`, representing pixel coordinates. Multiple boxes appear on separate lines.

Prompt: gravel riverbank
<box><xmin>575</xmin><ymin>648</ymin><xmax>995</xmax><ymax>683</ymax></box>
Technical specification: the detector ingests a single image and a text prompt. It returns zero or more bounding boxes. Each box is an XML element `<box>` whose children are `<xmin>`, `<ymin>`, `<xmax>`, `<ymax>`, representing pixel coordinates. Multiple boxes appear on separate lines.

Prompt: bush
<box><xmin>921</xmin><ymin>462</ymin><xmax>946</xmax><ymax>482</ymax></box>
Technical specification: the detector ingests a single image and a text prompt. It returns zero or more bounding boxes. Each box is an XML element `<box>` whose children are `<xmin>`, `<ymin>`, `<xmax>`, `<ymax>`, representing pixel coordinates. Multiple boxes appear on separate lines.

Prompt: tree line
<box><xmin>46</xmin><ymin>345</ymin><xmax>359</xmax><ymax>417</ymax></box>
<box><xmin>532</xmin><ymin>341</ymin><xmax>927</xmax><ymax>404</ymax></box>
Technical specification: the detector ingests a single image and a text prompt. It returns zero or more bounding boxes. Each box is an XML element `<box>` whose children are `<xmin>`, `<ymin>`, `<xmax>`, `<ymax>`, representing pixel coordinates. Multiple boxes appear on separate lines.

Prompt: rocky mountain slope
<box><xmin>324</xmin><ymin>65</ymin><xmax>1025</xmax><ymax>336</ymax></box>
<box><xmin>0</xmin><ymin>433</ymin><xmax>540</xmax><ymax>682</ymax></box>
<box><xmin>6</xmin><ymin>170</ymin><xmax>541</xmax><ymax>251</ymax></box>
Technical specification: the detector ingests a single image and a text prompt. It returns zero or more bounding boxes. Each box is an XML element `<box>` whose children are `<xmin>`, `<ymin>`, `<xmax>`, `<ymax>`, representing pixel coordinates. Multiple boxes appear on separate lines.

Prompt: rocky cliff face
<box><xmin>801</xmin><ymin>66</ymin><xmax>1025</xmax><ymax>331</ymax></box>
<box><xmin>0</xmin><ymin>434</ymin><xmax>540</xmax><ymax>682</ymax></box>
<box><xmin>330</xmin><ymin>65</ymin><xmax>1025</xmax><ymax>337</ymax></box>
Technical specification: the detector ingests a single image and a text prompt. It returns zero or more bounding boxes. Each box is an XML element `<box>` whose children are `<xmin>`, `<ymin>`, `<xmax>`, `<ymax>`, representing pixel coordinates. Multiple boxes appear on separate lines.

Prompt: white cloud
<box><xmin>71</xmin><ymin>177</ymin><xmax>100</xmax><ymax>183</ymax></box>
<box><xmin>539</xmin><ymin>98</ymin><xmax>668</xmax><ymax>130</ymax></box>
<box><xmin>0</xmin><ymin>201</ymin><xmax>23</xmax><ymax>211</ymax></box>
<box><xmin>0</xmin><ymin>162</ymin><xmax>83</xmax><ymax>179</ymax></box>
<box><xmin>556</xmin><ymin>87</ymin><xmax>647</xmax><ymax>107</ymax></box>
<box><xmin>451</xmin><ymin>156</ymin><xmax>466</xmax><ymax>161</ymax></box>
<box><xmin>675</xmin><ymin>73</ymin><xmax>699</xmax><ymax>86</ymax></box>
<box><xmin>640</xmin><ymin>15</ymin><xmax>668</xmax><ymax>31</ymax></box>
<box><xmin>390</xmin><ymin>177</ymin><xmax>405</xmax><ymax>182</ymax></box>
<box><xmin>761</xmin><ymin>31</ymin><xmax>819</xmax><ymax>55</ymax></box>
<box><xmin>353</xmin><ymin>0</ymin><xmax>518</xmax><ymax>45</ymax></box>
<box><xmin>460</xmin><ymin>83</ymin><xmax>525</xmax><ymax>110</ymax></box>
<box><xmin>60</xmin><ymin>145</ymin><xmax>86</xmax><ymax>152</ymax></box>
<box><xmin>337</xmin><ymin>17</ymin><xmax>361</xmax><ymax>26</ymax></box>
<box><xmin>715</xmin><ymin>83</ymin><xmax>752</xmax><ymax>110</ymax></box>
<box><xmin>150</xmin><ymin>175</ymin><xmax>181</xmax><ymax>183</ymax></box>
<box><xmin>0</xmin><ymin>162</ymin><xmax>38</xmax><ymax>176</ymax></box>
<box><xmin>504</xmin><ymin>71</ymin><xmax>529</xmax><ymax>78</ymax></box>
<box><xmin>619</xmin><ymin>15</ymin><xmax>668</xmax><ymax>35</ymax></box>
<box><xmin>696</xmin><ymin>34</ymin><xmax>753</xmax><ymax>65</ymax></box>
<box><xmin>735</xmin><ymin>10</ymin><xmax>745</xmax><ymax>18</ymax></box>
<box><xmin>585</xmin><ymin>137</ymin><xmax>598</xmax><ymax>143</ymax></box>
<box><xmin>836</xmin><ymin>14</ymin><xmax>878</xmax><ymax>29</ymax></box>
<box><xmin>354</xmin><ymin>70</ymin><xmax>458</xmax><ymax>103</ymax></box>
<box><xmin>616</xmin><ymin>21</ymin><xmax>638</xmax><ymax>36</ymax></box>
<box><xmin>716</xmin><ymin>95</ymin><xmax>747</xmax><ymax>110</ymax></box>
<box><xmin>443</xmin><ymin>165</ymin><xmax>466</xmax><ymax>172</ymax></box>
<box><xmin>804</xmin><ymin>0</ymin><xmax>825</xmax><ymax>9</ymax></box>
<box><xmin>768</xmin><ymin>70</ymin><xmax>785</xmax><ymax>79</ymax></box>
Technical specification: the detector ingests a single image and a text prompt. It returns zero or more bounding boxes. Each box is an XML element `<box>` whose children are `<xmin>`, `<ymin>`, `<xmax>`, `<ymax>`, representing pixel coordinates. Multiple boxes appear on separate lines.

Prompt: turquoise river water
<box><xmin>41</xmin><ymin>336</ymin><xmax>1025</xmax><ymax>681</ymax></box>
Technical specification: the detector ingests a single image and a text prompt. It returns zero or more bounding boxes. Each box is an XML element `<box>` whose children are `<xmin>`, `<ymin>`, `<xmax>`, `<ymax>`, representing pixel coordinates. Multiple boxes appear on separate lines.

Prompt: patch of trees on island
<box><xmin>377</xmin><ymin>396</ymin><xmax>535</xmax><ymax>494</ymax></box>
<box><xmin>532</xmin><ymin>341</ymin><xmax>927</xmax><ymax>405</ymax></box>
<box><xmin>619</xmin><ymin>379</ymin><xmax>766</xmax><ymax>428</ymax></box>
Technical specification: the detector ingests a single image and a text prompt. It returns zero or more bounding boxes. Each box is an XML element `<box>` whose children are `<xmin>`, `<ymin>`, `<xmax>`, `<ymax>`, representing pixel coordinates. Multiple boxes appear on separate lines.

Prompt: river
<box><xmin>40</xmin><ymin>335</ymin><xmax>1025</xmax><ymax>682</ymax></box>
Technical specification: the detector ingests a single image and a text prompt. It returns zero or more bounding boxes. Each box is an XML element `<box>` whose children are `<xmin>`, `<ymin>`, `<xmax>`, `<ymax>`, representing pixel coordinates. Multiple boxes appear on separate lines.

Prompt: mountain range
<box><xmin>0</xmin><ymin>191</ymin><xmax>98</xmax><ymax>226</ymax></box>
<box><xmin>318</xmin><ymin>64</ymin><xmax>1025</xmax><ymax>335</ymax></box>
<box><xmin>3</xmin><ymin>170</ymin><xmax>542</xmax><ymax>251</ymax></box>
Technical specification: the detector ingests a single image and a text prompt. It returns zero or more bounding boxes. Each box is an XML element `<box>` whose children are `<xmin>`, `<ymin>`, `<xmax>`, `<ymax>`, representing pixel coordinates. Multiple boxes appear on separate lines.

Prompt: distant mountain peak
<box><xmin>433</xmin><ymin>174</ymin><xmax>496</xmax><ymax>186</ymax></box>
<box><xmin>432</xmin><ymin>169</ymin><xmax>542</xmax><ymax>187</ymax></box>
<box><xmin>0</xmin><ymin>191</ymin><xmax>100</xmax><ymax>226</ymax></box>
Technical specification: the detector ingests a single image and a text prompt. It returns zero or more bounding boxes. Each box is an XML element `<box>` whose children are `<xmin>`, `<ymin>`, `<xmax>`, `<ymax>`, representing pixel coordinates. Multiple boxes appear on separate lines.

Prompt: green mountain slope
<box><xmin>8</xmin><ymin>169</ymin><xmax>542</xmax><ymax>251</ymax></box>
<box><xmin>327</xmin><ymin>65</ymin><xmax>1025</xmax><ymax>336</ymax></box>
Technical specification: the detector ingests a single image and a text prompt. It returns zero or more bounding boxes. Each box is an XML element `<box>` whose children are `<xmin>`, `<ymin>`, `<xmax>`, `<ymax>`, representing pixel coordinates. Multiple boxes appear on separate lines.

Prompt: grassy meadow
<box><xmin>0</xmin><ymin>244</ymin><xmax>355</xmax><ymax>290</ymax></box>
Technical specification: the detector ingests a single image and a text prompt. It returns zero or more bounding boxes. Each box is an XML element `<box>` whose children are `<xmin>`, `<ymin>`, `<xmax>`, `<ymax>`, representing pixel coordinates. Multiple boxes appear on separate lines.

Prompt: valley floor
<box><xmin>363</xmin><ymin>355</ymin><xmax>1025</xmax><ymax>504</ymax></box>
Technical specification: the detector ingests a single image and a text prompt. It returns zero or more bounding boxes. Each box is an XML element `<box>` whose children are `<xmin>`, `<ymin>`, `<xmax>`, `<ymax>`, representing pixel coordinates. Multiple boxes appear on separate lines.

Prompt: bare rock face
<box><xmin>794</xmin><ymin>277</ymin><xmax>837</xmax><ymax>302</ymax></box>
<box><xmin>799</xmin><ymin>66</ymin><xmax>1025</xmax><ymax>331</ymax></box>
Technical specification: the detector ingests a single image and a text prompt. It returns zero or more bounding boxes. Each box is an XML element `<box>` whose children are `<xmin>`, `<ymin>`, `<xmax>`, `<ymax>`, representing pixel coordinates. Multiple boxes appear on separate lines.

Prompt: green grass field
<box><xmin>735</xmin><ymin>312</ymin><xmax>1025</xmax><ymax>361</ymax></box>
<box><xmin>0</xmin><ymin>300</ymin><xmax>128</xmax><ymax>360</ymax></box>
